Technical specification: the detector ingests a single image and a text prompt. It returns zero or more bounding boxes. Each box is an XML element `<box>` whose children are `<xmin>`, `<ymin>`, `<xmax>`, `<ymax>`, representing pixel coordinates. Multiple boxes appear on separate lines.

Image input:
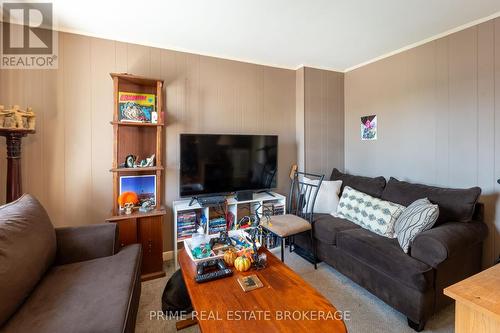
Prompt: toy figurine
<box><xmin>13</xmin><ymin>105</ymin><xmax>24</xmax><ymax>128</ymax></box>
<box><xmin>26</xmin><ymin>107</ymin><xmax>36</xmax><ymax>129</ymax></box>
<box><xmin>0</xmin><ymin>105</ymin><xmax>36</xmax><ymax>130</ymax></box>
<box><xmin>0</xmin><ymin>105</ymin><xmax>10</xmax><ymax>128</ymax></box>
<box><xmin>0</xmin><ymin>105</ymin><xmax>15</xmax><ymax>129</ymax></box>
<box><xmin>123</xmin><ymin>202</ymin><xmax>134</xmax><ymax>215</ymax></box>
<box><xmin>139</xmin><ymin>154</ymin><xmax>155</xmax><ymax>167</ymax></box>
<box><xmin>125</xmin><ymin>155</ymin><xmax>136</xmax><ymax>168</ymax></box>
<box><xmin>139</xmin><ymin>201</ymin><xmax>153</xmax><ymax>212</ymax></box>
<box><xmin>246</xmin><ymin>229</ymin><xmax>266</xmax><ymax>269</ymax></box>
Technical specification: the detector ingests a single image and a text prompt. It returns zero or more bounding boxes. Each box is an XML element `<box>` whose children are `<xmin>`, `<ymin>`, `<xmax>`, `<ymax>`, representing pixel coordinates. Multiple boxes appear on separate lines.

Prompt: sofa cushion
<box><xmin>336</xmin><ymin>228</ymin><xmax>433</xmax><ymax>292</ymax></box>
<box><xmin>1</xmin><ymin>245</ymin><xmax>141</xmax><ymax>333</ymax></box>
<box><xmin>313</xmin><ymin>214</ymin><xmax>360</xmax><ymax>245</ymax></box>
<box><xmin>0</xmin><ymin>194</ymin><xmax>56</xmax><ymax>326</ymax></box>
<box><xmin>330</xmin><ymin>168</ymin><xmax>386</xmax><ymax>198</ymax></box>
<box><xmin>381</xmin><ymin>177</ymin><xmax>481</xmax><ymax>225</ymax></box>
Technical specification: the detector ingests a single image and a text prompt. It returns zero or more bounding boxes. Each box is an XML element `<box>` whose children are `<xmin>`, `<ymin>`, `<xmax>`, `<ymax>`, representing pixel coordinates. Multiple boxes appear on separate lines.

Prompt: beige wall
<box><xmin>345</xmin><ymin>18</ymin><xmax>500</xmax><ymax>266</ymax></box>
<box><xmin>296</xmin><ymin>67</ymin><xmax>344</xmax><ymax>176</ymax></box>
<box><xmin>6</xmin><ymin>19</ymin><xmax>495</xmax><ymax>264</ymax></box>
<box><xmin>0</xmin><ymin>31</ymin><xmax>297</xmax><ymax>252</ymax></box>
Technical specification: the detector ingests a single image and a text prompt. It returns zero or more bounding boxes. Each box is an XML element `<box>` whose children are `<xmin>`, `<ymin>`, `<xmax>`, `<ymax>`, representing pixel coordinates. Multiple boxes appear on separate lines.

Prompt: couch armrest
<box><xmin>411</xmin><ymin>221</ymin><xmax>488</xmax><ymax>268</ymax></box>
<box><xmin>55</xmin><ymin>223</ymin><xmax>119</xmax><ymax>265</ymax></box>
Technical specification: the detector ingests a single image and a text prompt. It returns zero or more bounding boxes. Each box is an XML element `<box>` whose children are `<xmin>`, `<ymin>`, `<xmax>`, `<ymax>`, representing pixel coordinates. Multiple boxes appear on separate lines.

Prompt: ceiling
<box><xmin>48</xmin><ymin>0</ymin><xmax>500</xmax><ymax>72</ymax></box>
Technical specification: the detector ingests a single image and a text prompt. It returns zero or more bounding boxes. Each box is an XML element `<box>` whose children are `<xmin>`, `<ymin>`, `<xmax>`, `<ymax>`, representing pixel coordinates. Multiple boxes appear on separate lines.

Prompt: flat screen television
<box><xmin>180</xmin><ymin>134</ymin><xmax>278</xmax><ymax>197</ymax></box>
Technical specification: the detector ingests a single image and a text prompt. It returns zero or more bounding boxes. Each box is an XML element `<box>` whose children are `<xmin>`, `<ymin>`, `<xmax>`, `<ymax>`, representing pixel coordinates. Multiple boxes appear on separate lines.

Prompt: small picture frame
<box><xmin>119</xmin><ymin>175</ymin><xmax>156</xmax><ymax>207</ymax></box>
<box><xmin>361</xmin><ymin>115</ymin><xmax>377</xmax><ymax>140</ymax></box>
<box><xmin>237</xmin><ymin>274</ymin><xmax>264</xmax><ymax>292</ymax></box>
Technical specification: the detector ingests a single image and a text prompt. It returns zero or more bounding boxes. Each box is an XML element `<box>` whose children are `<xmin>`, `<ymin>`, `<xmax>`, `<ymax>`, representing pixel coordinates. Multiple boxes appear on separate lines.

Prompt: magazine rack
<box><xmin>106</xmin><ymin>73</ymin><xmax>166</xmax><ymax>281</ymax></box>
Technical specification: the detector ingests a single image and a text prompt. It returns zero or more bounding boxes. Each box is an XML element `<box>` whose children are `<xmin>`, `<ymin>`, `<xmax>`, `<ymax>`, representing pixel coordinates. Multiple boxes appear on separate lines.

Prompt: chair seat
<box><xmin>262</xmin><ymin>214</ymin><xmax>311</xmax><ymax>237</ymax></box>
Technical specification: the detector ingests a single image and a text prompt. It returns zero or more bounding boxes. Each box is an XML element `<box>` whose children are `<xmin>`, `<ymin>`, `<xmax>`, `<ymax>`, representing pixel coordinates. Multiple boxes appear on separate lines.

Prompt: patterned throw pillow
<box><xmin>394</xmin><ymin>198</ymin><xmax>439</xmax><ymax>253</ymax></box>
<box><xmin>336</xmin><ymin>186</ymin><xmax>405</xmax><ymax>238</ymax></box>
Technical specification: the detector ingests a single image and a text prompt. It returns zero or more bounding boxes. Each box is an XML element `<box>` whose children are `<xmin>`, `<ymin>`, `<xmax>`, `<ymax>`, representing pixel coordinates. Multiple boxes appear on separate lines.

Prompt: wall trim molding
<box><xmin>345</xmin><ymin>11</ymin><xmax>500</xmax><ymax>72</ymax></box>
<box><xmin>162</xmin><ymin>251</ymin><xmax>173</xmax><ymax>262</ymax></box>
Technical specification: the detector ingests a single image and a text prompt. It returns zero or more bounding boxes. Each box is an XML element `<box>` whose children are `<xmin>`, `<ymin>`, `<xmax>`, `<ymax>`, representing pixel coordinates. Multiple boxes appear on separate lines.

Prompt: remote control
<box><xmin>195</xmin><ymin>259</ymin><xmax>233</xmax><ymax>283</ymax></box>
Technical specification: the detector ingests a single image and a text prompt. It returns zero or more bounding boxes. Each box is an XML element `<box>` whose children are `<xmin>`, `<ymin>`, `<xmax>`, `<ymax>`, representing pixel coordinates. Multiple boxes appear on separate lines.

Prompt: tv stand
<box><xmin>173</xmin><ymin>191</ymin><xmax>286</xmax><ymax>269</ymax></box>
<box><xmin>189</xmin><ymin>195</ymin><xmax>226</xmax><ymax>207</ymax></box>
<box><xmin>256</xmin><ymin>190</ymin><xmax>276</xmax><ymax>197</ymax></box>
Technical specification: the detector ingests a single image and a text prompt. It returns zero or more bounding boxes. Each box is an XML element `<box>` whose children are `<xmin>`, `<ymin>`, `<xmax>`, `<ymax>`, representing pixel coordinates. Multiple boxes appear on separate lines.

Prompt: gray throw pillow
<box><xmin>395</xmin><ymin>198</ymin><xmax>439</xmax><ymax>253</ymax></box>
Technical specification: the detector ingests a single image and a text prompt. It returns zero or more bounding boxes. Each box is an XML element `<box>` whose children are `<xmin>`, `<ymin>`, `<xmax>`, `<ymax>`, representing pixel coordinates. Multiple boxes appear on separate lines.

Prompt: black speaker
<box><xmin>236</xmin><ymin>190</ymin><xmax>253</xmax><ymax>201</ymax></box>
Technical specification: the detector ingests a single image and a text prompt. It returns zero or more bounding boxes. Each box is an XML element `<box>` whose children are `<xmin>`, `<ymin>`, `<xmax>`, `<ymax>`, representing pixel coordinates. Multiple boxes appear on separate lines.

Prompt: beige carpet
<box><xmin>136</xmin><ymin>249</ymin><xmax>454</xmax><ymax>333</ymax></box>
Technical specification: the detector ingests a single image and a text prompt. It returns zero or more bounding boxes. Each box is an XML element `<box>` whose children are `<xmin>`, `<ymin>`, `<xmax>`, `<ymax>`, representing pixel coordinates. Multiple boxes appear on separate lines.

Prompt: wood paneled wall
<box><xmin>296</xmin><ymin>67</ymin><xmax>344</xmax><ymax>176</ymax></box>
<box><xmin>0</xmin><ymin>32</ymin><xmax>296</xmax><ymax>252</ymax></box>
<box><xmin>345</xmin><ymin>18</ymin><xmax>500</xmax><ymax>267</ymax></box>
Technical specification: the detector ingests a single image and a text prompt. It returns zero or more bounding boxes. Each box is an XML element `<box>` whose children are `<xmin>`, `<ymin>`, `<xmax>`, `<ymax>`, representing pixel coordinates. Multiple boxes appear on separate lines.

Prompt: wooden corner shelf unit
<box><xmin>106</xmin><ymin>73</ymin><xmax>166</xmax><ymax>281</ymax></box>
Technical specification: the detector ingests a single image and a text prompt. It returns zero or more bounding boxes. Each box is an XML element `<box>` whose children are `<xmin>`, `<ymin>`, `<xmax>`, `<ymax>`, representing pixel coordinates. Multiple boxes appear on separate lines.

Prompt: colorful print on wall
<box><xmin>361</xmin><ymin>115</ymin><xmax>377</xmax><ymax>140</ymax></box>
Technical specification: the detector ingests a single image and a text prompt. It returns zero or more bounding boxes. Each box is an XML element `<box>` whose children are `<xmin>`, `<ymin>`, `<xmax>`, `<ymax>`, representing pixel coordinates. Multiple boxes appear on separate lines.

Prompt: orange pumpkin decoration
<box><xmin>118</xmin><ymin>191</ymin><xmax>139</xmax><ymax>207</ymax></box>
<box><xmin>234</xmin><ymin>256</ymin><xmax>251</xmax><ymax>272</ymax></box>
<box><xmin>223</xmin><ymin>249</ymin><xmax>238</xmax><ymax>267</ymax></box>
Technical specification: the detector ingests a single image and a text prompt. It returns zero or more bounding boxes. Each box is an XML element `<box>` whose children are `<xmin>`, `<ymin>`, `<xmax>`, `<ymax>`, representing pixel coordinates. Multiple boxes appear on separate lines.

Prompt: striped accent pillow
<box><xmin>395</xmin><ymin>198</ymin><xmax>439</xmax><ymax>253</ymax></box>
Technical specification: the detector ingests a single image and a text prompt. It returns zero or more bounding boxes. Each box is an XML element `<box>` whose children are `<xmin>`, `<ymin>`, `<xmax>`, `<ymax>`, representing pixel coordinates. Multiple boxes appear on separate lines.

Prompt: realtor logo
<box><xmin>1</xmin><ymin>1</ymin><xmax>58</xmax><ymax>69</ymax></box>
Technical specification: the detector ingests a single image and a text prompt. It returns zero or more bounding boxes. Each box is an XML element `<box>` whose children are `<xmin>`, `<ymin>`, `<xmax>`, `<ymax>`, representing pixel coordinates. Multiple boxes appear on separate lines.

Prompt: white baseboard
<box><xmin>162</xmin><ymin>251</ymin><xmax>173</xmax><ymax>262</ymax></box>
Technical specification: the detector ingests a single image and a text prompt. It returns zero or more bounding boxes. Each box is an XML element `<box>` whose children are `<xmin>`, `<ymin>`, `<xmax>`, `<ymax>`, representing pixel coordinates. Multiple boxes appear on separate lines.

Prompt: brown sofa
<box><xmin>0</xmin><ymin>194</ymin><xmax>142</xmax><ymax>333</ymax></box>
<box><xmin>293</xmin><ymin>169</ymin><xmax>488</xmax><ymax>331</ymax></box>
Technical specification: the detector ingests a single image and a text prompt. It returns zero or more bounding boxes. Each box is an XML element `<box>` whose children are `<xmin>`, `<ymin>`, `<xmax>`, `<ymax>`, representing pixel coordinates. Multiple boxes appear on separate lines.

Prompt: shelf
<box><xmin>0</xmin><ymin>128</ymin><xmax>36</xmax><ymax>135</ymax></box>
<box><xmin>110</xmin><ymin>121</ymin><xmax>165</xmax><ymax>127</ymax></box>
<box><xmin>106</xmin><ymin>207</ymin><xmax>166</xmax><ymax>222</ymax></box>
<box><xmin>176</xmin><ymin>226</ymin><xmax>258</xmax><ymax>243</ymax></box>
<box><xmin>110</xmin><ymin>166</ymin><xmax>164</xmax><ymax>172</ymax></box>
<box><xmin>110</xmin><ymin>72</ymin><xmax>165</xmax><ymax>280</ymax></box>
<box><xmin>110</xmin><ymin>72</ymin><xmax>164</xmax><ymax>86</ymax></box>
<box><xmin>173</xmin><ymin>192</ymin><xmax>286</xmax><ymax>212</ymax></box>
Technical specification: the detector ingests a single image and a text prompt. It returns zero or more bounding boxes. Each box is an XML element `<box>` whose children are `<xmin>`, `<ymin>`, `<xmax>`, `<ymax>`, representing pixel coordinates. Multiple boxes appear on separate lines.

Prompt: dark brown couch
<box><xmin>293</xmin><ymin>169</ymin><xmax>488</xmax><ymax>331</ymax></box>
<box><xmin>0</xmin><ymin>194</ymin><xmax>142</xmax><ymax>333</ymax></box>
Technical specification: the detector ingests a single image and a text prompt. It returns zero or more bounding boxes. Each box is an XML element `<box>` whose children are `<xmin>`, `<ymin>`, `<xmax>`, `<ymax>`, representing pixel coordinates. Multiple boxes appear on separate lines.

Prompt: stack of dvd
<box><xmin>177</xmin><ymin>211</ymin><xmax>198</xmax><ymax>241</ymax></box>
<box><xmin>272</xmin><ymin>203</ymin><xmax>285</xmax><ymax>215</ymax></box>
<box><xmin>263</xmin><ymin>202</ymin><xmax>285</xmax><ymax>216</ymax></box>
<box><xmin>209</xmin><ymin>217</ymin><xmax>226</xmax><ymax>234</ymax></box>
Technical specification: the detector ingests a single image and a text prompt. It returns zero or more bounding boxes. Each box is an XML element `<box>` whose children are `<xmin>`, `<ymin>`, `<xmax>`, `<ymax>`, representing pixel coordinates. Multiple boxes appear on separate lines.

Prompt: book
<box><xmin>118</xmin><ymin>92</ymin><xmax>155</xmax><ymax>122</ymax></box>
<box><xmin>237</xmin><ymin>274</ymin><xmax>264</xmax><ymax>292</ymax></box>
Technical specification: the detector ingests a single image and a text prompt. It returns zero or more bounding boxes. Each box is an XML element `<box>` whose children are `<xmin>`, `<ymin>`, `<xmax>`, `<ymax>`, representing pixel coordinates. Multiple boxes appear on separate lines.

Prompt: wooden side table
<box><xmin>444</xmin><ymin>264</ymin><xmax>500</xmax><ymax>333</ymax></box>
<box><xmin>0</xmin><ymin>128</ymin><xmax>35</xmax><ymax>202</ymax></box>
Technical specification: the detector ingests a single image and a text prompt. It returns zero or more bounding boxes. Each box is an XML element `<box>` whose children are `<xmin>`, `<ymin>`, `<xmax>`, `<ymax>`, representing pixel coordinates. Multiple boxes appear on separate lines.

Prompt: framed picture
<box><xmin>361</xmin><ymin>115</ymin><xmax>377</xmax><ymax>140</ymax></box>
<box><xmin>119</xmin><ymin>175</ymin><xmax>156</xmax><ymax>207</ymax></box>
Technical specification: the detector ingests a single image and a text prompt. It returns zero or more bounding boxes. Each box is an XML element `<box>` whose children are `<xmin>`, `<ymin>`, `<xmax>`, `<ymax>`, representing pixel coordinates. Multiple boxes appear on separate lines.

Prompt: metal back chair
<box><xmin>261</xmin><ymin>166</ymin><xmax>324</xmax><ymax>269</ymax></box>
<box><xmin>287</xmin><ymin>170</ymin><xmax>325</xmax><ymax>224</ymax></box>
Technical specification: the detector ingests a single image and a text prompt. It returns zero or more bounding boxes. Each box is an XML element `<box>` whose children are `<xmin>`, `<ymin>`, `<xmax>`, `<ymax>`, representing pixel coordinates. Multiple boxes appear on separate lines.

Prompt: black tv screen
<box><xmin>180</xmin><ymin>134</ymin><xmax>278</xmax><ymax>197</ymax></box>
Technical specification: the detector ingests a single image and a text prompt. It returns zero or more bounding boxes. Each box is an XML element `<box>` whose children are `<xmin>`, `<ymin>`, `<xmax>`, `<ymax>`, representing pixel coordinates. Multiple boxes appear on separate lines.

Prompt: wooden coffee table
<box><xmin>178</xmin><ymin>247</ymin><xmax>347</xmax><ymax>332</ymax></box>
<box><xmin>444</xmin><ymin>264</ymin><xmax>500</xmax><ymax>333</ymax></box>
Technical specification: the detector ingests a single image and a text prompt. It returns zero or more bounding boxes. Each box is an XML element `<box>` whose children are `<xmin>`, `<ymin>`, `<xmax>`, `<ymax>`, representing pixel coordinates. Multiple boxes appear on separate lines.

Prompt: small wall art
<box><xmin>361</xmin><ymin>115</ymin><xmax>377</xmax><ymax>140</ymax></box>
